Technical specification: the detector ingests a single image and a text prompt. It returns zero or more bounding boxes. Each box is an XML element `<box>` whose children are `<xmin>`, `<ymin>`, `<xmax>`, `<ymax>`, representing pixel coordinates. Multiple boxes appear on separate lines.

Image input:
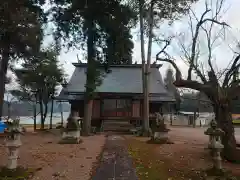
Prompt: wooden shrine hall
<box><xmin>57</xmin><ymin>63</ymin><xmax>175</xmax><ymax>127</ymax></box>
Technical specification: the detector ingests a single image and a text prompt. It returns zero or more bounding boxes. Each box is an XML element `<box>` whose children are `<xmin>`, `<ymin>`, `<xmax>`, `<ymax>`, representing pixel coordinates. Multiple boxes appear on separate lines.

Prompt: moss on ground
<box><xmin>126</xmin><ymin>138</ymin><xmax>174</xmax><ymax>180</ymax></box>
<box><xmin>126</xmin><ymin>137</ymin><xmax>240</xmax><ymax>180</ymax></box>
<box><xmin>0</xmin><ymin>166</ymin><xmax>36</xmax><ymax>180</ymax></box>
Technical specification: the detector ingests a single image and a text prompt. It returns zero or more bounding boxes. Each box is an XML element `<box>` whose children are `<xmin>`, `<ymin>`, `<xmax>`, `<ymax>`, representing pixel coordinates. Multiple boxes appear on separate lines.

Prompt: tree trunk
<box><xmin>0</xmin><ymin>48</ymin><xmax>10</xmax><ymax>119</ymax></box>
<box><xmin>43</xmin><ymin>102</ymin><xmax>48</xmax><ymax>126</ymax></box>
<box><xmin>139</xmin><ymin>0</ymin><xmax>148</xmax><ymax>134</ymax></box>
<box><xmin>39</xmin><ymin>100</ymin><xmax>44</xmax><ymax>129</ymax></box>
<box><xmin>144</xmin><ymin>0</ymin><xmax>154</xmax><ymax>135</ymax></box>
<box><xmin>143</xmin><ymin>67</ymin><xmax>150</xmax><ymax>133</ymax></box>
<box><xmin>60</xmin><ymin>101</ymin><xmax>63</xmax><ymax>126</ymax></box>
<box><xmin>82</xmin><ymin>99</ymin><xmax>93</xmax><ymax>136</ymax></box>
<box><xmin>193</xmin><ymin>110</ymin><xmax>196</xmax><ymax>128</ymax></box>
<box><xmin>214</xmin><ymin>104</ymin><xmax>240</xmax><ymax>162</ymax></box>
<box><xmin>139</xmin><ymin>0</ymin><xmax>154</xmax><ymax>136</ymax></box>
<box><xmin>33</xmin><ymin>103</ymin><xmax>37</xmax><ymax>131</ymax></box>
<box><xmin>82</xmin><ymin>17</ymin><xmax>95</xmax><ymax>136</ymax></box>
<box><xmin>50</xmin><ymin>98</ymin><xmax>54</xmax><ymax>129</ymax></box>
<box><xmin>7</xmin><ymin>102</ymin><xmax>10</xmax><ymax>119</ymax></box>
<box><xmin>170</xmin><ymin>105</ymin><xmax>173</xmax><ymax>126</ymax></box>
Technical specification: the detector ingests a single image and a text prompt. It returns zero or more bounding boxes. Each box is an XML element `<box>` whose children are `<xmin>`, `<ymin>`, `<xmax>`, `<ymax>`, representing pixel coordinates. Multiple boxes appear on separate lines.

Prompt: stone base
<box><xmin>58</xmin><ymin>137</ymin><xmax>82</xmax><ymax>144</ymax></box>
<box><xmin>153</xmin><ymin>131</ymin><xmax>169</xmax><ymax>139</ymax></box>
<box><xmin>59</xmin><ymin>130</ymin><xmax>82</xmax><ymax>144</ymax></box>
<box><xmin>147</xmin><ymin>131</ymin><xmax>173</xmax><ymax>144</ymax></box>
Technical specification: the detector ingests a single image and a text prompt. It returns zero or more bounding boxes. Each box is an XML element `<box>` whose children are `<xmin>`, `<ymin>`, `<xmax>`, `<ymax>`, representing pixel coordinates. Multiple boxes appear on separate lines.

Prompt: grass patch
<box><xmin>126</xmin><ymin>138</ymin><xmax>205</xmax><ymax>180</ymax></box>
<box><xmin>0</xmin><ymin>166</ymin><xmax>36</xmax><ymax>180</ymax></box>
<box><xmin>126</xmin><ymin>137</ymin><xmax>174</xmax><ymax>180</ymax></box>
<box><xmin>233</xmin><ymin>119</ymin><xmax>240</xmax><ymax>125</ymax></box>
<box><xmin>126</xmin><ymin>137</ymin><xmax>240</xmax><ymax>180</ymax></box>
<box><xmin>205</xmin><ymin>167</ymin><xmax>240</xmax><ymax>180</ymax></box>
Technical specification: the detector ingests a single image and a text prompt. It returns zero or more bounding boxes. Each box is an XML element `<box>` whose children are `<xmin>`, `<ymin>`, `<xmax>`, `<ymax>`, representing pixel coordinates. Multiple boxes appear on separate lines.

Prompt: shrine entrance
<box><xmin>102</xmin><ymin>99</ymin><xmax>132</xmax><ymax>119</ymax></box>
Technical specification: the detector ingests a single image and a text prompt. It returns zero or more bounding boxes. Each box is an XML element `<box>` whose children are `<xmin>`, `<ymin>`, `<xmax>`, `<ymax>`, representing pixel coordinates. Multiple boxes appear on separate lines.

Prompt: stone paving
<box><xmin>92</xmin><ymin>134</ymin><xmax>138</xmax><ymax>180</ymax></box>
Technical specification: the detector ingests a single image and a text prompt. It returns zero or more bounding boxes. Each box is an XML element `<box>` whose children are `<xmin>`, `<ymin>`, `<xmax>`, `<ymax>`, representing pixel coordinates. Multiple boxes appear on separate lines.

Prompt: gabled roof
<box><xmin>58</xmin><ymin>63</ymin><xmax>175</xmax><ymax>101</ymax></box>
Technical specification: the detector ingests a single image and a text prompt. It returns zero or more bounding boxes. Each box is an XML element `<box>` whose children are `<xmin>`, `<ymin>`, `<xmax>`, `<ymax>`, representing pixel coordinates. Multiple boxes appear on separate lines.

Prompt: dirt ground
<box><xmin>126</xmin><ymin>127</ymin><xmax>240</xmax><ymax>180</ymax></box>
<box><xmin>169</xmin><ymin>126</ymin><xmax>240</xmax><ymax>143</ymax></box>
<box><xmin>0</xmin><ymin>130</ymin><xmax>106</xmax><ymax>180</ymax></box>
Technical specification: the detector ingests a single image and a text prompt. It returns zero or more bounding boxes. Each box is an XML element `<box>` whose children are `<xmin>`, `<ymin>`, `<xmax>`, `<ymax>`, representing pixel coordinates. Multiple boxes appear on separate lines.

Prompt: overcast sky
<box><xmin>8</xmin><ymin>0</ymin><xmax>240</xmax><ymax>93</ymax></box>
<box><xmin>52</xmin><ymin>0</ymin><xmax>240</xmax><ymax>81</ymax></box>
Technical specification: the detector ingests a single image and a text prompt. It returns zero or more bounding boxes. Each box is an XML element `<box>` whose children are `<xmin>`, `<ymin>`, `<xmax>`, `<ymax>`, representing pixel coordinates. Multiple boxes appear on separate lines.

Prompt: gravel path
<box><xmin>0</xmin><ymin>131</ymin><xmax>106</xmax><ymax>180</ymax></box>
<box><xmin>92</xmin><ymin>134</ymin><xmax>138</xmax><ymax>180</ymax></box>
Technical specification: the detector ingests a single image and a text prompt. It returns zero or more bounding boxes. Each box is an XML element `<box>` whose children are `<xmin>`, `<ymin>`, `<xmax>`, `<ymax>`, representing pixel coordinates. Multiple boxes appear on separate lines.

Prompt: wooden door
<box><xmin>92</xmin><ymin>100</ymin><xmax>100</xmax><ymax>118</ymax></box>
<box><xmin>132</xmin><ymin>100</ymin><xmax>140</xmax><ymax>117</ymax></box>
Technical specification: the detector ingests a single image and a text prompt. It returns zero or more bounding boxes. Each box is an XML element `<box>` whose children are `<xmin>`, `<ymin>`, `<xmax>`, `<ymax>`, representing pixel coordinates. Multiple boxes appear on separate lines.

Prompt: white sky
<box><xmin>52</xmin><ymin>0</ymin><xmax>240</xmax><ymax>81</ymax></box>
<box><xmin>7</xmin><ymin>0</ymin><xmax>240</xmax><ymax>93</ymax></box>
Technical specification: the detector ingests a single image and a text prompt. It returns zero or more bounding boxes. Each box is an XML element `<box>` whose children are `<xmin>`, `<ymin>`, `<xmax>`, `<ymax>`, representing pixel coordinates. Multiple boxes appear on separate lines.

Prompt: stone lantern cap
<box><xmin>71</xmin><ymin>116</ymin><xmax>80</xmax><ymax>120</ymax></box>
<box><xmin>5</xmin><ymin>119</ymin><xmax>23</xmax><ymax>134</ymax></box>
<box><xmin>204</xmin><ymin>119</ymin><xmax>224</xmax><ymax>136</ymax></box>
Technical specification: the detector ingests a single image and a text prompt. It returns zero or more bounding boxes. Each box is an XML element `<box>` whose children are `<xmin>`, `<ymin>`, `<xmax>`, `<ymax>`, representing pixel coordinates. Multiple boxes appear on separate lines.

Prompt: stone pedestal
<box><xmin>153</xmin><ymin>131</ymin><xmax>169</xmax><ymax>140</ymax></box>
<box><xmin>59</xmin><ymin>115</ymin><xmax>82</xmax><ymax>144</ymax></box>
<box><xmin>5</xmin><ymin>137</ymin><xmax>22</xmax><ymax>169</ymax></box>
<box><xmin>204</xmin><ymin>119</ymin><xmax>224</xmax><ymax>171</ymax></box>
<box><xmin>62</xmin><ymin>130</ymin><xmax>80</xmax><ymax>139</ymax></box>
<box><xmin>149</xmin><ymin>121</ymin><xmax>171</xmax><ymax>144</ymax></box>
<box><xmin>4</xmin><ymin>119</ymin><xmax>22</xmax><ymax>170</ymax></box>
<box><xmin>60</xmin><ymin>130</ymin><xmax>81</xmax><ymax>144</ymax></box>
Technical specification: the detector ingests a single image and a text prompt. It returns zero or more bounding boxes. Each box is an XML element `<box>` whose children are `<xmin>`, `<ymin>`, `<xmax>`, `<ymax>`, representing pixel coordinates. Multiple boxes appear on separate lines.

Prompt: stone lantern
<box><xmin>5</xmin><ymin>118</ymin><xmax>23</xmax><ymax>170</ymax></box>
<box><xmin>204</xmin><ymin>119</ymin><xmax>224</xmax><ymax>171</ymax></box>
<box><xmin>59</xmin><ymin>114</ymin><xmax>81</xmax><ymax>144</ymax></box>
<box><xmin>150</xmin><ymin>113</ymin><xmax>170</xmax><ymax>143</ymax></box>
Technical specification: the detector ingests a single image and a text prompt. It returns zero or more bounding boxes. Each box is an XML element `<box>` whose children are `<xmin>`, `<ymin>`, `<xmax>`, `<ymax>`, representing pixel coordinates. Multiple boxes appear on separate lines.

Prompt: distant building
<box><xmin>57</xmin><ymin>63</ymin><xmax>175</xmax><ymax>127</ymax></box>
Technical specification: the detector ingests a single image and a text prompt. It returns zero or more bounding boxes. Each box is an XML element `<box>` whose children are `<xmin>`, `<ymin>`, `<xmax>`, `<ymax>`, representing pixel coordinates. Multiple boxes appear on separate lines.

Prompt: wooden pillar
<box><xmin>70</xmin><ymin>101</ymin><xmax>79</xmax><ymax>117</ymax></box>
<box><xmin>92</xmin><ymin>100</ymin><xmax>100</xmax><ymax>118</ymax></box>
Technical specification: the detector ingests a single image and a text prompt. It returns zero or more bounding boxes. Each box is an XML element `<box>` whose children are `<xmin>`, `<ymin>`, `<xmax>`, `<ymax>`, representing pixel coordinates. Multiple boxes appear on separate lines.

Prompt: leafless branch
<box><xmin>156</xmin><ymin>56</ymin><xmax>212</xmax><ymax>94</ymax></box>
<box><xmin>186</xmin><ymin>1</ymin><xmax>229</xmax><ymax>81</ymax></box>
<box><xmin>154</xmin><ymin>0</ymin><xmax>234</xmax><ymax>100</ymax></box>
<box><xmin>177</xmin><ymin>33</ymin><xmax>207</xmax><ymax>83</ymax></box>
<box><xmin>155</xmin><ymin>39</ymin><xmax>171</xmax><ymax>58</ymax></box>
<box><xmin>223</xmin><ymin>54</ymin><xmax>240</xmax><ymax>87</ymax></box>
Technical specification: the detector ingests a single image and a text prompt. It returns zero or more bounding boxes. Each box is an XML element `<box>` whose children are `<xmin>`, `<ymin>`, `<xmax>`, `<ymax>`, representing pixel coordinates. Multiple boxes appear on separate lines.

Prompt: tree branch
<box><xmin>187</xmin><ymin>3</ymin><xmax>229</xmax><ymax>81</ymax></box>
<box><xmin>155</xmin><ymin>39</ymin><xmax>171</xmax><ymax>58</ymax></box>
<box><xmin>187</xmin><ymin>8</ymin><xmax>211</xmax><ymax>80</ymax></box>
<box><xmin>156</xmin><ymin>57</ymin><xmax>212</xmax><ymax>93</ymax></box>
<box><xmin>223</xmin><ymin>54</ymin><xmax>240</xmax><ymax>87</ymax></box>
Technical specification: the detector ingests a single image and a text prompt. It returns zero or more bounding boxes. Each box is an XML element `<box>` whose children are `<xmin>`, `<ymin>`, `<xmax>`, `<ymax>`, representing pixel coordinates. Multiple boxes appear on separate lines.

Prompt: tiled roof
<box><xmin>58</xmin><ymin>63</ymin><xmax>175</xmax><ymax>101</ymax></box>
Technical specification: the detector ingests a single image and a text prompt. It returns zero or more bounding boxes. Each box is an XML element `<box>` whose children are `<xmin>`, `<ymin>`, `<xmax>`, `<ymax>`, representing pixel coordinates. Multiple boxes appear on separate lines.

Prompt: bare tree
<box><xmin>139</xmin><ymin>0</ymin><xmax>154</xmax><ymax>135</ymax></box>
<box><xmin>156</xmin><ymin>0</ymin><xmax>240</xmax><ymax>161</ymax></box>
<box><xmin>138</xmin><ymin>0</ymin><xmax>196</xmax><ymax>135</ymax></box>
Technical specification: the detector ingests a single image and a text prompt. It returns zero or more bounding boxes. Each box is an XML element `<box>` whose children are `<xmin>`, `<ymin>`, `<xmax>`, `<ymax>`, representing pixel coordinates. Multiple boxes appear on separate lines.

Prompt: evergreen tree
<box><xmin>0</xmin><ymin>0</ymin><xmax>45</xmax><ymax>119</ymax></box>
<box><xmin>14</xmin><ymin>47</ymin><xmax>65</xmax><ymax>129</ymax></box>
<box><xmin>51</xmin><ymin>0</ymin><xmax>137</xmax><ymax>135</ymax></box>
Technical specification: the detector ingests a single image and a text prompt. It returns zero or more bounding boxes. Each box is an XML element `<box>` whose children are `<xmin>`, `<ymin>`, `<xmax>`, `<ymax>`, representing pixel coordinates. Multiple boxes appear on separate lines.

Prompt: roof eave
<box><xmin>72</xmin><ymin>63</ymin><xmax>163</xmax><ymax>69</ymax></box>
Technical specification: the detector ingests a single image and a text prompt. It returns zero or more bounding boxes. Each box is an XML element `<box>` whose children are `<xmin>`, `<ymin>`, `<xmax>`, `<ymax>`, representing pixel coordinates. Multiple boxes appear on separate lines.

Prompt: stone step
<box><xmin>103</xmin><ymin>120</ymin><xmax>130</xmax><ymax>124</ymax></box>
<box><xmin>102</xmin><ymin>120</ymin><xmax>133</xmax><ymax>132</ymax></box>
